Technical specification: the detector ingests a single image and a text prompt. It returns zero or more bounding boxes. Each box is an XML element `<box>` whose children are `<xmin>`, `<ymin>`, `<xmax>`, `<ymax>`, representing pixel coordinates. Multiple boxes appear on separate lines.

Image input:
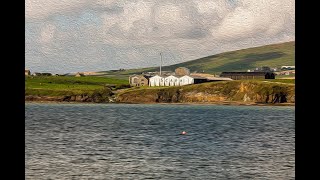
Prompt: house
<box><xmin>129</xmin><ymin>75</ymin><xmax>151</xmax><ymax>86</ymax></box>
<box><xmin>175</xmin><ymin>67</ymin><xmax>190</xmax><ymax>76</ymax></box>
<box><xmin>25</xmin><ymin>69</ymin><xmax>31</xmax><ymax>76</ymax></box>
<box><xmin>75</xmin><ymin>72</ymin><xmax>85</xmax><ymax>77</ymax></box>
<box><xmin>220</xmin><ymin>72</ymin><xmax>275</xmax><ymax>80</ymax></box>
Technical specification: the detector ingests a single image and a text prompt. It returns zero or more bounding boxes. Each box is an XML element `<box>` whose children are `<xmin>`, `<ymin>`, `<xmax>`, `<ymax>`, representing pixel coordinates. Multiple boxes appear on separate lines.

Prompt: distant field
<box><xmin>99</xmin><ymin>41</ymin><xmax>294</xmax><ymax>77</ymax></box>
<box><xmin>25</xmin><ymin>76</ymin><xmax>128</xmax><ymax>96</ymax></box>
<box><xmin>245</xmin><ymin>79</ymin><xmax>295</xmax><ymax>84</ymax></box>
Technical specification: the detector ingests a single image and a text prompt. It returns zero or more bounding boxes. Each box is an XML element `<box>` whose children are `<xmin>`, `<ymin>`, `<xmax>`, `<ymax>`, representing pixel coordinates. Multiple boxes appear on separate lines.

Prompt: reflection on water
<box><xmin>25</xmin><ymin>103</ymin><xmax>295</xmax><ymax>179</ymax></box>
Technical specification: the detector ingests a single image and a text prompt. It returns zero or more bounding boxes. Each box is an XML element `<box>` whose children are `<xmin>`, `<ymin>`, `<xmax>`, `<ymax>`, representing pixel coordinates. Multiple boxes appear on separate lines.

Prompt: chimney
<box><xmin>160</xmin><ymin>52</ymin><xmax>162</xmax><ymax>75</ymax></box>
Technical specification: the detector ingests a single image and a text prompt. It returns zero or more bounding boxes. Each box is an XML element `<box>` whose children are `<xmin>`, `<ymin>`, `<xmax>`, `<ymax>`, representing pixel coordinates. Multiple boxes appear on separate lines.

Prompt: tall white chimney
<box><xmin>160</xmin><ymin>52</ymin><xmax>162</xmax><ymax>75</ymax></box>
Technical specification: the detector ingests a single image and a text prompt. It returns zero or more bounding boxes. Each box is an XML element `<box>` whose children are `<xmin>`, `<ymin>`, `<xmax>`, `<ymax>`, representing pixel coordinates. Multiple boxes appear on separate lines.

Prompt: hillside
<box><xmin>25</xmin><ymin>76</ymin><xmax>129</xmax><ymax>102</ymax></box>
<box><xmin>100</xmin><ymin>41</ymin><xmax>294</xmax><ymax>76</ymax></box>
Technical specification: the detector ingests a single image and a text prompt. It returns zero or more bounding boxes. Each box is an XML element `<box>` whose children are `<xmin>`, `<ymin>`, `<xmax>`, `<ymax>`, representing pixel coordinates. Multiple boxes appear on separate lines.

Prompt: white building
<box><xmin>149</xmin><ymin>75</ymin><xmax>165</xmax><ymax>86</ymax></box>
<box><xmin>164</xmin><ymin>75</ymin><xmax>179</xmax><ymax>86</ymax></box>
<box><xmin>281</xmin><ymin>66</ymin><xmax>295</xmax><ymax>70</ymax></box>
<box><xmin>179</xmin><ymin>75</ymin><xmax>194</xmax><ymax>86</ymax></box>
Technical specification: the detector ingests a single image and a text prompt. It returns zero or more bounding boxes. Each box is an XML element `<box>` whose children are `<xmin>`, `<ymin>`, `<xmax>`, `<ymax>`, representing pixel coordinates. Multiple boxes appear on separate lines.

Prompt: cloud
<box><xmin>214</xmin><ymin>0</ymin><xmax>295</xmax><ymax>41</ymax></box>
<box><xmin>25</xmin><ymin>0</ymin><xmax>295</xmax><ymax>74</ymax></box>
<box><xmin>39</xmin><ymin>23</ymin><xmax>56</xmax><ymax>44</ymax></box>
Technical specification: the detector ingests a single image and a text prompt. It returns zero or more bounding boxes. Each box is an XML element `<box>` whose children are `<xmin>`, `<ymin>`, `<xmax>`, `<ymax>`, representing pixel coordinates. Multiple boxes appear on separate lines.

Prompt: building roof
<box><xmin>149</xmin><ymin>75</ymin><xmax>166</xmax><ymax>78</ymax></box>
<box><xmin>189</xmin><ymin>75</ymin><xmax>208</xmax><ymax>79</ymax></box>
<box><xmin>142</xmin><ymin>75</ymin><xmax>152</xmax><ymax>79</ymax></box>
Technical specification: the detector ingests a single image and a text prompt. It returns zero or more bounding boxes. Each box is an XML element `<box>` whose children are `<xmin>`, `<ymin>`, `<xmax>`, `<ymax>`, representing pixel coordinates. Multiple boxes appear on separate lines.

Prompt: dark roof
<box><xmin>143</xmin><ymin>75</ymin><xmax>152</xmax><ymax>79</ymax></box>
<box><xmin>220</xmin><ymin>72</ymin><xmax>274</xmax><ymax>76</ymax></box>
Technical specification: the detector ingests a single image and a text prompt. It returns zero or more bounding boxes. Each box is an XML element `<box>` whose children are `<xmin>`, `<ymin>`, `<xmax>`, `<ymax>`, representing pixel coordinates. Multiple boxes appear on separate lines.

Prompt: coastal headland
<box><xmin>25</xmin><ymin>77</ymin><xmax>294</xmax><ymax>106</ymax></box>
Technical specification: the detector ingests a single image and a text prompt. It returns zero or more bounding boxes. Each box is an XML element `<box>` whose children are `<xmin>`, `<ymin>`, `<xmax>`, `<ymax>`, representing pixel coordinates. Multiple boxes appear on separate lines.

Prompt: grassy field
<box><xmin>99</xmin><ymin>41</ymin><xmax>294</xmax><ymax>77</ymax></box>
<box><xmin>248</xmin><ymin>79</ymin><xmax>295</xmax><ymax>84</ymax></box>
<box><xmin>25</xmin><ymin>76</ymin><xmax>129</xmax><ymax>96</ymax></box>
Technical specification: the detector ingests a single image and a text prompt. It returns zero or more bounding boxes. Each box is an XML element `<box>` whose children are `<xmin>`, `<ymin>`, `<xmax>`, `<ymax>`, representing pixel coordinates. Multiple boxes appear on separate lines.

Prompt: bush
<box><xmin>114</xmin><ymin>84</ymin><xmax>131</xmax><ymax>90</ymax></box>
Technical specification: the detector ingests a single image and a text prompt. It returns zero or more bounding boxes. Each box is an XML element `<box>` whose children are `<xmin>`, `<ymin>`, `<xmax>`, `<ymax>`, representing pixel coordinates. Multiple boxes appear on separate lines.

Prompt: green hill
<box><xmin>100</xmin><ymin>41</ymin><xmax>294</xmax><ymax>76</ymax></box>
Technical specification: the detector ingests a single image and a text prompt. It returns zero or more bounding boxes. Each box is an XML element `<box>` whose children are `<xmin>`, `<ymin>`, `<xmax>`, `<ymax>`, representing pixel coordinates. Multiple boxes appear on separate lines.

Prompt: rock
<box><xmin>75</xmin><ymin>95</ymin><xmax>82</xmax><ymax>101</ymax></box>
<box><xmin>70</xmin><ymin>96</ymin><xmax>76</xmax><ymax>101</ymax></box>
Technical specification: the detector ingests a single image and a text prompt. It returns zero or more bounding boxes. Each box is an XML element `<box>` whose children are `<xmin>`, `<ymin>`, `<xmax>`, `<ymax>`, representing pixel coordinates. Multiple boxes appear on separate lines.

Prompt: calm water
<box><xmin>25</xmin><ymin>103</ymin><xmax>295</xmax><ymax>179</ymax></box>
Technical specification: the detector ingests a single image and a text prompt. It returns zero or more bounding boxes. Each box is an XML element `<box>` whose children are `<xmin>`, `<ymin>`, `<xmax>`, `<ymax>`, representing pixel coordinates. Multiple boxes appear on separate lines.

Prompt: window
<box><xmin>133</xmin><ymin>78</ymin><xmax>138</xmax><ymax>83</ymax></box>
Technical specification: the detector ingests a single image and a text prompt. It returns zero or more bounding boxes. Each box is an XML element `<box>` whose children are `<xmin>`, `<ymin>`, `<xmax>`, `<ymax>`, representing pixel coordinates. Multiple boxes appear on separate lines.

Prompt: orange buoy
<box><xmin>181</xmin><ymin>131</ymin><xmax>187</xmax><ymax>135</ymax></box>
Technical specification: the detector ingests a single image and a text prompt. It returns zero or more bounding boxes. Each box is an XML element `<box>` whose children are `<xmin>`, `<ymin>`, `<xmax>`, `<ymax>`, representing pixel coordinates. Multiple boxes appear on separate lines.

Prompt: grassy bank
<box><xmin>25</xmin><ymin>76</ymin><xmax>129</xmax><ymax>96</ymax></box>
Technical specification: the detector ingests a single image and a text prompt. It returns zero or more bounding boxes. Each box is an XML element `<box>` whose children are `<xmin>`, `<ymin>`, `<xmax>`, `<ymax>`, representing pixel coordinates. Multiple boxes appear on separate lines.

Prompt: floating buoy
<box><xmin>181</xmin><ymin>131</ymin><xmax>187</xmax><ymax>135</ymax></box>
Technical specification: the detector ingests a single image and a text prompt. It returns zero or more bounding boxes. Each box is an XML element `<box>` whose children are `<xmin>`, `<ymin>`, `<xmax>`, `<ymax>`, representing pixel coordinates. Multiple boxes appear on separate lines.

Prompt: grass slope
<box><xmin>100</xmin><ymin>41</ymin><xmax>294</xmax><ymax>76</ymax></box>
<box><xmin>25</xmin><ymin>76</ymin><xmax>128</xmax><ymax>96</ymax></box>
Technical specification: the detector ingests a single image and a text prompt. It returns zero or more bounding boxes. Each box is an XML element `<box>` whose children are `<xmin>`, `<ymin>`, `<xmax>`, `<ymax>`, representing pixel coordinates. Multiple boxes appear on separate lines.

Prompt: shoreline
<box><xmin>25</xmin><ymin>99</ymin><xmax>295</xmax><ymax>106</ymax></box>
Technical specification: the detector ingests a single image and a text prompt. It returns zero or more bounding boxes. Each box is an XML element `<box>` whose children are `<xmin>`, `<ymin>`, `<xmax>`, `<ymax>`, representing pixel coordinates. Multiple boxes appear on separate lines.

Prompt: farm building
<box><xmin>75</xmin><ymin>72</ymin><xmax>85</xmax><ymax>77</ymax></box>
<box><xmin>32</xmin><ymin>72</ymin><xmax>52</xmax><ymax>76</ymax></box>
<box><xmin>220</xmin><ymin>72</ymin><xmax>275</xmax><ymax>80</ymax></box>
<box><xmin>149</xmin><ymin>75</ymin><xmax>211</xmax><ymax>87</ymax></box>
<box><xmin>149</xmin><ymin>75</ymin><xmax>165</xmax><ymax>86</ymax></box>
<box><xmin>179</xmin><ymin>75</ymin><xmax>194</xmax><ymax>86</ymax></box>
<box><xmin>164</xmin><ymin>75</ymin><xmax>180</xmax><ymax>86</ymax></box>
<box><xmin>281</xmin><ymin>66</ymin><xmax>295</xmax><ymax>70</ymax></box>
<box><xmin>129</xmin><ymin>75</ymin><xmax>152</xmax><ymax>86</ymax></box>
<box><xmin>25</xmin><ymin>69</ymin><xmax>31</xmax><ymax>76</ymax></box>
<box><xmin>175</xmin><ymin>67</ymin><xmax>190</xmax><ymax>76</ymax></box>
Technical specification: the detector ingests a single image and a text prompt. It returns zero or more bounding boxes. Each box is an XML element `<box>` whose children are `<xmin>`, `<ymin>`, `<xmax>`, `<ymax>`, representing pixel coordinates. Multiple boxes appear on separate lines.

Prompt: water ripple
<box><xmin>26</xmin><ymin>103</ymin><xmax>295</xmax><ymax>179</ymax></box>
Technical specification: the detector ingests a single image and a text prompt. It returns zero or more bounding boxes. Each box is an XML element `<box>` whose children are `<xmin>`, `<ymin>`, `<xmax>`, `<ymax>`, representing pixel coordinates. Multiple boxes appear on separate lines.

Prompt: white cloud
<box><xmin>26</xmin><ymin>0</ymin><xmax>91</xmax><ymax>20</ymax></box>
<box><xmin>214</xmin><ymin>0</ymin><xmax>295</xmax><ymax>41</ymax></box>
<box><xmin>25</xmin><ymin>0</ymin><xmax>295</xmax><ymax>74</ymax></box>
<box><xmin>39</xmin><ymin>23</ymin><xmax>56</xmax><ymax>44</ymax></box>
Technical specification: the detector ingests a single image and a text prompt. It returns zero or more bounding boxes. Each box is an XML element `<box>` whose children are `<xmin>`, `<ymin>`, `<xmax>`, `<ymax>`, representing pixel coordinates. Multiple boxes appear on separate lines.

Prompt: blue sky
<box><xmin>25</xmin><ymin>0</ymin><xmax>295</xmax><ymax>74</ymax></box>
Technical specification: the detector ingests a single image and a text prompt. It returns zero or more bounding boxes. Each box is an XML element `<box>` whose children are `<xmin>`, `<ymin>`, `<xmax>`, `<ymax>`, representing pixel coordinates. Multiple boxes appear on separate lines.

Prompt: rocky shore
<box><xmin>26</xmin><ymin>80</ymin><xmax>295</xmax><ymax>106</ymax></box>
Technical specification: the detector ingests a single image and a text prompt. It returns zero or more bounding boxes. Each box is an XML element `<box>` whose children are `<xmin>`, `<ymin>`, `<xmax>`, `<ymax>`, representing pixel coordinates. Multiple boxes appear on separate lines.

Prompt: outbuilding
<box><xmin>220</xmin><ymin>72</ymin><xmax>275</xmax><ymax>80</ymax></box>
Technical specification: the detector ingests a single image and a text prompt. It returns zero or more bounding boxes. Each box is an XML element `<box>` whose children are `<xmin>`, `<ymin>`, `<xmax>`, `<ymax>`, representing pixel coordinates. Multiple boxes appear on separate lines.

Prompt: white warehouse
<box><xmin>149</xmin><ymin>75</ymin><xmax>207</xmax><ymax>87</ymax></box>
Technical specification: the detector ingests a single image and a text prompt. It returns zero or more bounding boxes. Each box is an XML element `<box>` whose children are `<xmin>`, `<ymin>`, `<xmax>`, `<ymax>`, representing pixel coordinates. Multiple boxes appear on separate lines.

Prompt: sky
<box><xmin>25</xmin><ymin>0</ymin><xmax>295</xmax><ymax>74</ymax></box>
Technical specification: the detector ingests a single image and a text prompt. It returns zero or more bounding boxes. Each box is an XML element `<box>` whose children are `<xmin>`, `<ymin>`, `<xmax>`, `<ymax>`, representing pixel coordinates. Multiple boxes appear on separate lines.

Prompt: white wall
<box><xmin>149</xmin><ymin>75</ymin><xmax>196</xmax><ymax>86</ymax></box>
<box><xmin>179</xmin><ymin>75</ymin><xmax>194</xmax><ymax>86</ymax></box>
<box><xmin>149</xmin><ymin>75</ymin><xmax>164</xmax><ymax>86</ymax></box>
<box><xmin>164</xmin><ymin>75</ymin><xmax>179</xmax><ymax>86</ymax></box>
